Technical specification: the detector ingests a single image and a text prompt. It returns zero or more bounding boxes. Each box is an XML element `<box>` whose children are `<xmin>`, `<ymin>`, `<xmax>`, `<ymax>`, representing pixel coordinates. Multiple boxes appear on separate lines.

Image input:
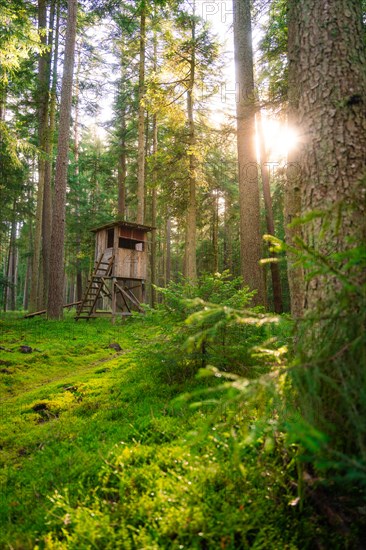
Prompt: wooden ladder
<box><xmin>75</xmin><ymin>253</ymin><xmax>115</xmax><ymax>320</ymax></box>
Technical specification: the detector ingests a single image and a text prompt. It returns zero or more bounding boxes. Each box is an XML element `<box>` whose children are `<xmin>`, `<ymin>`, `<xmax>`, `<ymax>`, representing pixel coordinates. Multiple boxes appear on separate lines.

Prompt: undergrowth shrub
<box><xmin>139</xmin><ymin>272</ymin><xmax>289</xmax><ymax>384</ymax></box>
<box><xmin>157</xmin><ymin>272</ymin><xmax>256</xmax><ymax>315</ymax></box>
<box><xmin>286</xmin><ymin>241</ymin><xmax>366</xmax><ymax>484</ymax></box>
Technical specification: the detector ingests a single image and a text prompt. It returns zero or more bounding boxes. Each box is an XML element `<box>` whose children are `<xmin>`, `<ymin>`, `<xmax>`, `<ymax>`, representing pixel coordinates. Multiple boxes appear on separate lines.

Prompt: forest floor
<box><xmin>0</xmin><ymin>312</ymin><xmax>360</xmax><ymax>549</ymax></box>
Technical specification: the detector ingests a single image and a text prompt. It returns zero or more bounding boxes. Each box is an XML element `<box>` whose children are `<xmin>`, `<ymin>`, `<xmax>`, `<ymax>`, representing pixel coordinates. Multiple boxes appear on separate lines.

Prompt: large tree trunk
<box><xmin>297</xmin><ymin>0</ymin><xmax>366</xmax><ymax>310</ymax></box>
<box><xmin>183</xmin><ymin>16</ymin><xmax>197</xmax><ymax>282</ymax></box>
<box><xmin>136</xmin><ymin>5</ymin><xmax>146</xmax><ymax>224</ymax></box>
<box><xmin>47</xmin><ymin>0</ymin><xmax>77</xmax><ymax>319</ymax></box>
<box><xmin>233</xmin><ymin>0</ymin><xmax>266</xmax><ymax>306</ymax></box>
<box><xmin>289</xmin><ymin>0</ymin><xmax>366</xmax><ymax>462</ymax></box>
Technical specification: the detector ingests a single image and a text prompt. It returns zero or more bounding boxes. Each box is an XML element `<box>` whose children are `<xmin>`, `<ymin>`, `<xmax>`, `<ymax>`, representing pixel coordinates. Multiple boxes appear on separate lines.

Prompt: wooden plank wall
<box><xmin>94</xmin><ymin>226</ymin><xmax>147</xmax><ymax>280</ymax></box>
<box><xmin>115</xmin><ymin>249</ymin><xmax>146</xmax><ymax>279</ymax></box>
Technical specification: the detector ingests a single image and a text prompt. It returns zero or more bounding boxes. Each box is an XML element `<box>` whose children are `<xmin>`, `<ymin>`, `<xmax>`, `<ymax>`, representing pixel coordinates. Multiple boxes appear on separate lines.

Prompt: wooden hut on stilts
<box><xmin>75</xmin><ymin>221</ymin><xmax>153</xmax><ymax>321</ymax></box>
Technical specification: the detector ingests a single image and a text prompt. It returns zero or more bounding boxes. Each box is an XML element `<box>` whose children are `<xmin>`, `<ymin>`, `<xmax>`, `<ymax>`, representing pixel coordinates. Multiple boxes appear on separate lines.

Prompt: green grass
<box><xmin>0</xmin><ymin>312</ymin><xmax>357</xmax><ymax>549</ymax></box>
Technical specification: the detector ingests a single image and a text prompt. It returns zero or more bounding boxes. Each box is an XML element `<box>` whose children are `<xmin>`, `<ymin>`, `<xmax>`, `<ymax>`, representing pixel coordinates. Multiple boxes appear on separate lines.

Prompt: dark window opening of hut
<box><xmin>119</xmin><ymin>238</ymin><xmax>144</xmax><ymax>251</ymax></box>
<box><xmin>107</xmin><ymin>228</ymin><xmax>114</xmax><ymax>248</ymax></box>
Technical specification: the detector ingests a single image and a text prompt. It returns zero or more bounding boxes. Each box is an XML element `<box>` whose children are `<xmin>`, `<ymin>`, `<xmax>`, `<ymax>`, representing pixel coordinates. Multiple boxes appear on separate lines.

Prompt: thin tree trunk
<box><xmin>166</xmin><ymin>216</ymin><xmax>171</xmax><ymax>285</ymax></box>
<box><xmin>5</xmin><ymin>216</ymin><xmax>17</xmax><ymax>311</ymax></box>
<box><xmin>224</xmin><ymin>194</ymin><xmax>233</xmax><ymax>274</ymax></box>
<box><xmin>47</xmin><ymin>0</ymin><xmax>78</xmax><ymax>320</ymax></box>
<box><xmin>0</xmin><ymin>82</ymin><xmax>6</xmax><ymax>121</ymax></box>
<box><xmin>183</xmin><ymin>15</ymin><xmax>197</xmax><ymax>282</ymax></box>
<box><xmin>74</xmin><ymin>47</ymin><xmax>83</xmax><ymax>302</ymax></box>
<box><xmin>29</xmin><ymin>0</ymin><xmax>51</xmax><ymax>312</ymax></box>
<box><xmin>257</xmin><ymin>112</ymin><xmax>283</xmax><ymax>313</ymax></box>
<box><xmin>23</xmin><ymin>247</ymin><xmax>32</xmax><ymax>311</ymax></box>
<box><xmin>151</xmin><ymin>113</ymin><xmax>158</xmax><ymax>307</ymax></box>
<box><xmin>118</xmin><ymin>35</ymin><xmax>128</xmax><ymax>218</ymax></box>
<box><xmin>150</xmin><ymin>29</ymin><xmax>158</xmax><ymax>307</ymax></box>
<box><xmin>12</xmin><ymin>246</ymin><xmax>18</xmax><ymax>311</ymax></box>
<box><xmin>233</xmin><ymin>0</ymin><xmax>266</xmax><ymax>305</ymax></box>
<box><xmin>136</xmin><ymin>5</ymin><xmax>146</xmax><ymax>224</ymax></box>
<box><xmin>118</xmin><ymin>108</ymin><xmax>127</xmax><ymax>218</ymax></box>
<box><xmin>284</xmin><ymin>0</ymin><xmax>304</xmax><ymax>318</ymax></box>
<box><xmin>42</xmin><ymin>0</ymin><xmax>58</xmax><ymax>308</ymax></box>
<box><xmin>23</xmin><ymin>186</ymin><xmax>34</xmax><ymax>310</ymax></box>
<box><xmin>212</xmin><ymin>191</ymin><xmax>219</xmax><ymax>273</ymax></box>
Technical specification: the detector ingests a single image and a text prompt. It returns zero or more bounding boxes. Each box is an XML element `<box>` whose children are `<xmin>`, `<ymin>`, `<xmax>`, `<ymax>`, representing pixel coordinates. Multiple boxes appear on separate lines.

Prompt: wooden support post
<box><xmin>142</xmin><ymin>281</ymin><xmax>146</xmax><ymax>304</ymax></box>
<box><xmin>114</xmin><ymin>282</ymin><xmax>144</xmax><ymax>312</ymax></box>
<box><xmin>112</xmin><ymin>277</ymin><xmax>117</xmax><ymax>324</ymax></box>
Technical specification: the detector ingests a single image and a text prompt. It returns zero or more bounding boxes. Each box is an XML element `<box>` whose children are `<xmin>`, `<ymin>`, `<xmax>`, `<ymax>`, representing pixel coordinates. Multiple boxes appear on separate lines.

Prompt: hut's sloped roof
<box><xmin>90</xmin><ymin>220</ymin><xmax>154</xmax><ymax>233</ymax></box>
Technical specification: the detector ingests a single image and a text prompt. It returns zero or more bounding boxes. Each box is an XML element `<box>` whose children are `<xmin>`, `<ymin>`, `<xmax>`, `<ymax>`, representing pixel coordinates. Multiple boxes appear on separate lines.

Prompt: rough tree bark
<box><xmin>288</xmin><ymin>0</ymin><xmax>366</xmax><ymax>463</ymax></box>
<box><xmin>233</xmin><ymin>0</ymin><xmax>266</xmax><ymax>305</ymax></box>
<box><xmin>294</xmin><ymin>0</ymin><xmax>366</xmax><ymax>311</ymax></box>
<box><xmin>47</xmin><ymin>0</ymin><xmax>78</xmax><ymax>319</ymax></box>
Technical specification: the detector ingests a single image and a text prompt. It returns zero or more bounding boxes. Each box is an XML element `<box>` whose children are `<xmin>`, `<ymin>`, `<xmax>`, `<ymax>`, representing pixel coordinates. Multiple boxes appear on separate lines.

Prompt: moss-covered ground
<box><xmin>0</xmin><ymin>312</ymin><xmax>358</xmax><ymax>549</ymax></box>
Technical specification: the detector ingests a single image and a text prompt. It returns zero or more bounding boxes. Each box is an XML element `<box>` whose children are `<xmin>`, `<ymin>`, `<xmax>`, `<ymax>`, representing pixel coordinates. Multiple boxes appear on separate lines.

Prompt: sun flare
<box><xmin>257</xmin><ymin>116</ymin><xmax>298</xmax><ymax>161</ymax></box>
